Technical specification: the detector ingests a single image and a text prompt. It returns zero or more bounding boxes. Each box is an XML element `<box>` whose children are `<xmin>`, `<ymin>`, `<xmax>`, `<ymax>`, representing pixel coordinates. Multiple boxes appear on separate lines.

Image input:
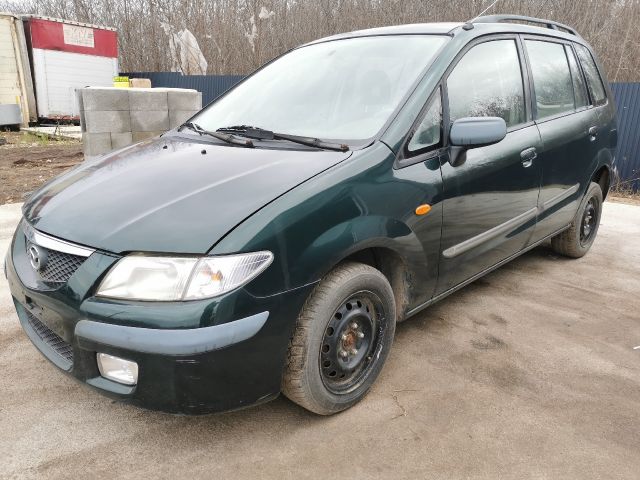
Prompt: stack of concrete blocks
<box><xmin>78</xmin><ymin>87</ymin><xmax>202</xmax><ymax>157</ymax></box>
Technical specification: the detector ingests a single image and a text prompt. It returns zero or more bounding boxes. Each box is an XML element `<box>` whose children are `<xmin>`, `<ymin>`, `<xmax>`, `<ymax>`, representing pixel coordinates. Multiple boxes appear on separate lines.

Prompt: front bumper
<box><xmin>6</xmin><ymin>228</ymin><xmax>314</xmax><ymax>414</ymax></box>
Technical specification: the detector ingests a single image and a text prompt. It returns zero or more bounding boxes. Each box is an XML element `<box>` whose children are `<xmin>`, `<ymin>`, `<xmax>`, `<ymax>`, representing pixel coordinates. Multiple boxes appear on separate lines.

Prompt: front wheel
<box><xmin>551</xmin><ymin>182</ymin><xmax>603</xmax><ymax>258</ymax></box>
<box><xmin>282</xmin><ymin>262</ymin><xmax>396</xmax><ymax>415</ymax></box>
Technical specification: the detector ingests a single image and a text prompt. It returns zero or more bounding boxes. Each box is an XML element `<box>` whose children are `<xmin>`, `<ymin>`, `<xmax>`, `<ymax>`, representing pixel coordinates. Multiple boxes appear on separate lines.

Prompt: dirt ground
<box><xmin>1</xmin><ymin>200</ymin><xmax>639</xmax><ymax>479</ymax></box>
<box><xmin>609</xmin><ymin>193</ymin><xmax>640</xmax><ymax>206</ymax></box>
<box><xmin>0</xmin><ymin>131</ymin><xmax>83</xmax><ymax>205</ymax></box>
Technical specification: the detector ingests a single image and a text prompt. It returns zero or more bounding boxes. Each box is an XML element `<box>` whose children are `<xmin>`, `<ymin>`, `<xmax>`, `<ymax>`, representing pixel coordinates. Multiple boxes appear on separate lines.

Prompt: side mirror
<box><xmin>448</xmin><ymin>117</ymin><xmax>507</xmax><ymax>167</ymax></box>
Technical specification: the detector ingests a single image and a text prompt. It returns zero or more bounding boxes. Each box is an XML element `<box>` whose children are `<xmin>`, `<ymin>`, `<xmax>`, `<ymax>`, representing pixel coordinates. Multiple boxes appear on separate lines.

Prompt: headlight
<box><xmin>97</xmin><ymin>251</ymin><xmax>273</xmax><ymax>301</ymax></box>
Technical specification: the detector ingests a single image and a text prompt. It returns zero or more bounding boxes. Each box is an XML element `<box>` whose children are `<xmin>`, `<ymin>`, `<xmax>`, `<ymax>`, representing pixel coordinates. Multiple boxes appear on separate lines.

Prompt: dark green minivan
<box><xmin>5</xmin><ymin>15</ymin><xmax>616</xmax><ymax>415</ymax></box>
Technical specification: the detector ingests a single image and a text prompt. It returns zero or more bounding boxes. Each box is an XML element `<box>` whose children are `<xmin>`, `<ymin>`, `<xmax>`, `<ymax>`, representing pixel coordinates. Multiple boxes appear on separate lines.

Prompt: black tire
<box><xmin>282</xmin><ymin>262</ymin><xmax>396</xmax><ymax>415</ymax></box>
<box><xmin>551</xmin><ymin>182</ymin><xmax>603</xmax><ymax>258</ymax></box>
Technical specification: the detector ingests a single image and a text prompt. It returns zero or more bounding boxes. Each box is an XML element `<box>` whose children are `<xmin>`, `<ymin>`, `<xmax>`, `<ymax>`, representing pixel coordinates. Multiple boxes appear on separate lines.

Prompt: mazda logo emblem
<box><xmin>28</xmin><ymin>244</ymin><xmax>47</xmax><ymax>271</ymax></box>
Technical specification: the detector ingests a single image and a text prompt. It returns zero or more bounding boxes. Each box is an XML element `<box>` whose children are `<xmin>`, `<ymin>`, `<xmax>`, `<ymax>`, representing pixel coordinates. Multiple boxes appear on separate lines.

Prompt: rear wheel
<box><xmin>551</xmin><ymin>182</ymin><xmax>603</xmax><ymax>258</ymax></box>
<box><xmin>282</xmin><ymin>262</ymin><xmax>396</xmax><ymax>415</ymax></box>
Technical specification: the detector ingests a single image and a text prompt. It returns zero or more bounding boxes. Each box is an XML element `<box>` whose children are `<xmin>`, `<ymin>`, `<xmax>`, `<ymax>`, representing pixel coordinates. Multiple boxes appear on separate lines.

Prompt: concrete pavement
<box><xmin>1</xmin><ymin>201</ymin><xmax>639</xmax><ymax>479</ymax></box>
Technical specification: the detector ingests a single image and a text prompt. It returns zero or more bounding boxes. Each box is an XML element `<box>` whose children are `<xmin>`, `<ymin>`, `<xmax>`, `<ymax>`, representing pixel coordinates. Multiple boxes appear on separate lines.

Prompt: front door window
<box><xmin>447</xmin><ymin>39</ymin><xmax>526</xmax><ymax>128</ymax></box>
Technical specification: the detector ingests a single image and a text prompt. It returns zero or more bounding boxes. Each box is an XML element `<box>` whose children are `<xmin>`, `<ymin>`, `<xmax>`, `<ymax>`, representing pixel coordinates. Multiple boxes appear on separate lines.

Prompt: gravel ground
<box><xmin>1</xmin><ymin>201</ymin><xmax>639</xmax><ymax>480</ymax></box>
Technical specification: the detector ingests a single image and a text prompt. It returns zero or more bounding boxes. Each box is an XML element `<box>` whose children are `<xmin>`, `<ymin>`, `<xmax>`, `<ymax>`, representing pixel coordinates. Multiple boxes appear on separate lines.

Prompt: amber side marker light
<box><xmin>415</xmin><ymin>204</ymin><xmax>431</xmax><ymax>216</ymax></box>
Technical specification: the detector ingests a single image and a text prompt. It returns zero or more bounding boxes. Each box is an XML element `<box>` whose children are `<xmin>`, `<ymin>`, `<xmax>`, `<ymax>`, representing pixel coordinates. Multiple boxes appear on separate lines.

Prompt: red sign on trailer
<box><xmin>27</xmin><ymin>17</ymin><xmax>117</xmax><ymax>58</ymax></box>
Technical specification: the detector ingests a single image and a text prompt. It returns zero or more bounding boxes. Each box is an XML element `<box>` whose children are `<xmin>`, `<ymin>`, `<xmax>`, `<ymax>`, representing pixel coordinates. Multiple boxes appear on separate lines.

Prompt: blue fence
<box><xmin>611</xmin><ymin>83</ymin><xmax>640</xmax><ymax>191</ymax></box>
<box><xmin>125</xmin><ymin>72</ymin><xmax>640</xmax><ymax>191</ymax></box>
<box><xmin>125</xmin><ymin>72</ymin><xmax>245</xmax><ymax>106</ymax></box>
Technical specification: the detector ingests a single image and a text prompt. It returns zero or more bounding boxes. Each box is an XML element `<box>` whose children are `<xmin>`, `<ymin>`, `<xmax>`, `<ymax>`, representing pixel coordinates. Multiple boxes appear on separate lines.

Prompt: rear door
<box><xmin>523</xmin><ymin>38</ymin><xmax>594</xmax><ymax>242</ymax></box>
<box><xmin>436</xmin><ymin>36</ymin><xmax>542</xmax><ymax>294</ymax></box>
<box><xmin>573</xmin><ymin>43</ymin><xmax>616</xmax><ymax>180</ymax></box>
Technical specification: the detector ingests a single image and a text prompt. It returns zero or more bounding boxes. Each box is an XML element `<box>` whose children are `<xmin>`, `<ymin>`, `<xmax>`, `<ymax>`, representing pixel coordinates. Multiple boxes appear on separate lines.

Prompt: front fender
<box><xmin>211</xmin><ymin>143</ymin><xmax>442</xmax><ymax>306</ymax></box>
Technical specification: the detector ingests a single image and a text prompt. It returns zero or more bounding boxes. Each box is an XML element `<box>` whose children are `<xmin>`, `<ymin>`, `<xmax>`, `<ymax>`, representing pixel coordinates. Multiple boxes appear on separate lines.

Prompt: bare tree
<box><xmin>1</xmin><ymin>0</ymin><xmax>638</xmax><ymax>80</ymax></box>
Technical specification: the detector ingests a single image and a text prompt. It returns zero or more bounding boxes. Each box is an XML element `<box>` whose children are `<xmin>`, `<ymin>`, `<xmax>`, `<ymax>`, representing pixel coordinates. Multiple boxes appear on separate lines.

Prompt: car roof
<box><xmin>305</xmin><ymin>23</ymin><xmax>463</xmax><ymax>45</ymax></box>
<box><xmin>304</xmin><ymin>18</ymin><xmax>586</xmax><ymax>47</ymax></box>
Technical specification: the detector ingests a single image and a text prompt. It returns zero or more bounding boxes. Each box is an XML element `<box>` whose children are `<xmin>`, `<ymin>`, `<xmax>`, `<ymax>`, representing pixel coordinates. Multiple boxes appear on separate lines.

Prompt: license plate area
<box><xmin>17</xmin><ymin>299</ymin><xmax>74</xmax><ymax>371</ymax></box>
<box><xmin>23</xmin><ymin>295</ymin><xmax>68</xmax><ymax>341</ymax></box>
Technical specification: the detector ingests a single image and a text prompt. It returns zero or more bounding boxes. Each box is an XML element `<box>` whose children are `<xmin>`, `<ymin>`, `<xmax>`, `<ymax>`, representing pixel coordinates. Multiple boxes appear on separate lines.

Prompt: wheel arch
<box><xmin>301</xmin><ymin>214</ymin><xmax>426</xmax><ymax>323</ymax></box>
<box><xmin>337</xmin><ymin>246</ymin><xmax>411</xmax><ymax>323</ymax></box>
<box><xmin>590</xmin><ymin>164</ymin><xmax>611</xmax><ymax>199</ymax></box>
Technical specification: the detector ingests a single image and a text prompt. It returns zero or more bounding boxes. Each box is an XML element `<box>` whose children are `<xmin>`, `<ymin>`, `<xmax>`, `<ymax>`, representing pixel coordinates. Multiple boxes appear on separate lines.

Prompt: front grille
<box><xmin>20</xmin><ymin>221</ymin><xmax>94</xmax><ymax>287</ymax></box>
<box><xmin>24</xmin><ymin>308</ymin><xmax>74</xmax><ymax>367</ymax></box>
<box><xmin>38</xmin><ymin>248</ymin><xmax>85</xmax><ymax>283</ymax></box>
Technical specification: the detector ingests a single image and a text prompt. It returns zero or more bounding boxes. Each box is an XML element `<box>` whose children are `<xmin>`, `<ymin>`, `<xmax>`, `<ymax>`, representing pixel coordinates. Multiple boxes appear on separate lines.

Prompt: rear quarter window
<box><xmin>565</xmin><ymin>45</ymin><xmax>589</xmax><ymax>109</ymax></box>
<box><xmin>574</xmin><ymin>44</ymin><xmax>607</xmax><ymax>105</ymax></box>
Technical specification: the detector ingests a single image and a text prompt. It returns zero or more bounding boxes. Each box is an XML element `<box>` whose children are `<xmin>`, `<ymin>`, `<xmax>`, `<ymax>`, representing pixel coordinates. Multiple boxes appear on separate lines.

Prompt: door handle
<box><xmin>520</xmin><ymin>147</ymin><xmax>537</xmax><ymax>168</ymax></box>
<box><xmin>588</xmin><ymin>126</ymin><xmax>598</xmax><ymax>141</ymax></box>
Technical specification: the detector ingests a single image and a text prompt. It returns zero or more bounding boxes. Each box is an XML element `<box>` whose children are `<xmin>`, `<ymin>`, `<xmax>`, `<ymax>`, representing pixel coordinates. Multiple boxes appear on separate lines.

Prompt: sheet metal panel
<box><xmin>0</xmin><ymin>14</ymin><xmax>36</xmax><ymax>125</ymax></box>
<box><xmin>0</xmin><ymin>17</ymin><xmax>20</xmax><ymax>104</ymax></box>
<box><xmin>124</xmin><ymin>72</ymin><xmax>244</xmax><ymax>105</ymax></box>
<box><xmin>611</xmin><ymin>83</ymin><xmax>640</xmax><ymax>191</ymax></box>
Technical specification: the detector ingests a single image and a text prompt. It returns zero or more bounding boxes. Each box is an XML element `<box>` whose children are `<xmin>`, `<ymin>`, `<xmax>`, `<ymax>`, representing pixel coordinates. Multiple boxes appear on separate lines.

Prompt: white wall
<box><xmin>0</xmin><ymin>17</ymin><xmax>21</xmax><ymax>112</ymax></box>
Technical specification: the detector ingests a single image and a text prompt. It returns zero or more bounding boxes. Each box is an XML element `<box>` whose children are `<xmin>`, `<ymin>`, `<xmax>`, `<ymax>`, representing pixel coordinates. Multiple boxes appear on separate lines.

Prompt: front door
<box><xmin>436</xmin><ymin>37</ymin><xmax>542</xmax><ymax>294</ymax></box>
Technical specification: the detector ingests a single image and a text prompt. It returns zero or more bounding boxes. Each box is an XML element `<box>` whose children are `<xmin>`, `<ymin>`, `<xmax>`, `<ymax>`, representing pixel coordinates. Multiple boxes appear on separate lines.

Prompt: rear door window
<box><xmin>565</xmin><ymin>45</ymin><xmax>589</xmax><ymax>109</ymax></box>
<box><xmin>447</xmin><ymin>39</ymin><xmax>526</xmax><ymax>128</ymax></box>
<box><xmin>525</xmin><ymin>40</ymin><xmax>575</xmax><ymax>119</ymax></box>
<box><xmin>574</xmin><ymin>44</ymin><xmax>607</xmax><ymax>105</ymax></box>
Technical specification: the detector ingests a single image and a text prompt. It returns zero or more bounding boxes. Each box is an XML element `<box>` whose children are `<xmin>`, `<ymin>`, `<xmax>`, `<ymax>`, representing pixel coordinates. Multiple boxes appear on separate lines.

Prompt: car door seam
<box><xmin>540</xmin><ymin>183</ymin><xmax>580</xmax><ymax>212</ymax></box>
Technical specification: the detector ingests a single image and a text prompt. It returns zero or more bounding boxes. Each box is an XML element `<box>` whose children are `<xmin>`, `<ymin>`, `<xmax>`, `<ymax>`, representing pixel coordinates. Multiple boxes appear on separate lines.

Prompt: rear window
<box><xmin>574</xmin><ymin>44</ymin><xmax>607</xmax><ymax>105</ymax></box>
<box><xmin>525</xmin><ymin>40</ymin><xmax>575</xmax><ymax>119</ymax></box>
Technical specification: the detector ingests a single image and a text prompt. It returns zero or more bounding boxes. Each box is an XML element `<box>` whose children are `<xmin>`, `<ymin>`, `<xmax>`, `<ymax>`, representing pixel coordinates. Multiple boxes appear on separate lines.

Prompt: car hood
<box><xmin>23</xmin><ymin>135</ymin><xmax>351</xmax><ymax>254</ymax></box>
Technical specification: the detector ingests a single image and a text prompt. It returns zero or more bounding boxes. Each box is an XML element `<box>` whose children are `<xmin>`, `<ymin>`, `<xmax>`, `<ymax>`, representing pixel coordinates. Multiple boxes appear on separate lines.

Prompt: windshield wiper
<box><xmin>180</xmin><ymin>122</ymin><xmax>254</xmax><ymax>148</ymax></box>
<box><xmin>216</xmin><ymin>125</ymin><xmax>349</xmax><ymax>152</ymax></box>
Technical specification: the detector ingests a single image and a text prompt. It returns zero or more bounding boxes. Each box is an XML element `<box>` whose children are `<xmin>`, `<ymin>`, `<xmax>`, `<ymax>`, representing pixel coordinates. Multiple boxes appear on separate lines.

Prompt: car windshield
<box><xmin>191</xmin><ymin>35</ymin><xmax>448</xmax><ymax>143</ymax></box>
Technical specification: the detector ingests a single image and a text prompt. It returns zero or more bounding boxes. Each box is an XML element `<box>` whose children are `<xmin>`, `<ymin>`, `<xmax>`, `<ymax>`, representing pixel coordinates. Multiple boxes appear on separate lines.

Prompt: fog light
<box><xmin>97</xmin><ymin>353</ymin><xmax>138</xmax><ymax>386</ymax></box>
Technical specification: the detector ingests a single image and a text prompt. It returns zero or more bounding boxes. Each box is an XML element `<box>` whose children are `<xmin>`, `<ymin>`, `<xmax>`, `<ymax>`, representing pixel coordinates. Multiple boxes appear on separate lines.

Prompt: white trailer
<box><xmin>22</xmin><ymin>15</ymin><xmax>119</xmax><ymax>120</ymax></box>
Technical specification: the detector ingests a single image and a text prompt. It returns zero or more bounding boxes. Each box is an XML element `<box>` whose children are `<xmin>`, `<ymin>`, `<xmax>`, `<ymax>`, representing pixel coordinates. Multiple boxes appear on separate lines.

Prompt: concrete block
<box><xmin>168</xmin><ymin>90</ymin><xmax>201</xmax><ymax>111</ymax></box>
<box><xmin>83</xmin><ymin>132</ymin><xmax>112</xmax><ymax>157</ymax></box>
<box><xmin>84</xmin><ymin>110</ymin><xmax>131</xmax><ymax>133</ymax></box>
<box><xmin>77</xmin><ymin>90</ymin><xmax>86</xmax><ymax>132</ymax></box>
<box><xmin>129</xmin><ymin>89</ymin><xmax>168</xmax><ymax>111</ymax></box>
<box><xmin>110</xmin><ymin>132</ymin><xmax>133</xmax><ymax>149</ymax></box>
<box><xmin>82</xmin><ymin>88</ymin><xmax>130</xmax><ymax>111</ymax></box>
<box><xmin>130</xmin><ymin>78</ymin><xmax>152</xmax><ymax>88</ymax></box>
<box><xmin>130</xmin><ymin>110</ymin><xmax>169</xmax><ymax>132</ymax></box>
<box><xmin>169</xmin><ymin>110</ymin><xmax>198</xmax><ymax>129</ymax></box>
<box><xmin>132</xmin><ymin>131</ymin><xmax>163</xmax><ymax>143</ymax></box>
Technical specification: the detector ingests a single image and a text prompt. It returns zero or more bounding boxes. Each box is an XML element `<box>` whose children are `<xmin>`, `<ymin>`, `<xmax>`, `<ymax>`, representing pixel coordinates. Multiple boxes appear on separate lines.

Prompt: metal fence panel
<box><xmin>124</xmin><ymin>72</ymin><xmax>245</xmax><ymax>106</ymax></box>
<box><xmin>125</xmin><ymin>73</ymin><xmax>639</xmax><ymax>191</ymax></box>
<box><xmin>611</xmin><ymin>83</ymin><xmax>640</xmax><ymax>191</ymax></box>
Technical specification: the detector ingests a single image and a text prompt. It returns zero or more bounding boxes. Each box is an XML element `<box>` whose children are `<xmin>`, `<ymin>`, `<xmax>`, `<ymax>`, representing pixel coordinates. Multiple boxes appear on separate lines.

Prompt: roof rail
<box><xmin>473</xmin><ymin>14</ymin><xmax>580</xmax><ymax>37</ymax></box>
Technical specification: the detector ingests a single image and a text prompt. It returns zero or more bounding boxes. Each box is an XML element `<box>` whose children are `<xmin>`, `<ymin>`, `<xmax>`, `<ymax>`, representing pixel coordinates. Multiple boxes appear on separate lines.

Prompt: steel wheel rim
<box><xmin>319</xmin><ymin>290</ymin><xmax>386</xmax><ymax>394</ymax></box>
<box><xmin>580</xmin><ymin>197</ymin><xmax>598</xmax><ymax>246</ymax></box>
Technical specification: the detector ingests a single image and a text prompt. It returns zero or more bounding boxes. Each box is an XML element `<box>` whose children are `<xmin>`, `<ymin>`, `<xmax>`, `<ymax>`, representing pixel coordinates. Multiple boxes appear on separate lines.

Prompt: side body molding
<box><xmin>442</xmin><ymin>207</ymin><xmax>538</xmax><ymax>259</ymax></box>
